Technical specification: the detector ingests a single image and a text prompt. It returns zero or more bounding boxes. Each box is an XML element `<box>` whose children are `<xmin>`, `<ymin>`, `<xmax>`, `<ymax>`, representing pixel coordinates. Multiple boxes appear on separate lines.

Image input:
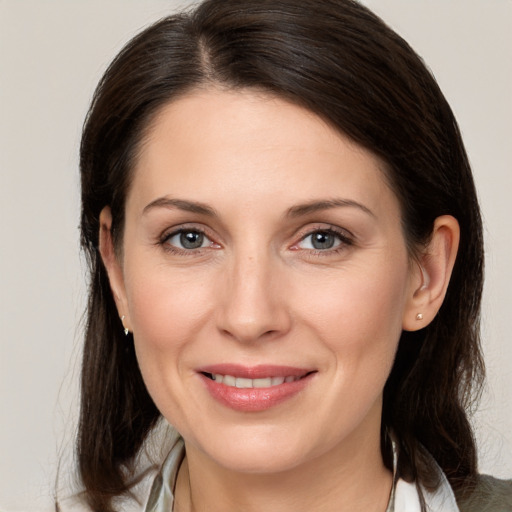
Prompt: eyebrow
<box><xmin>142</xmin><ymin>197</ymin><xmax>217</xmax><ymax>216</ymax></box>
<box><xmin>286</xmin><ymin>199</ymin><xmax>375</xmax><ymax>218</ymax></box>
<box><xmin>142</xmin><ymin>196</ymin><xmax>374</xmax><ymax>219</ymax></box>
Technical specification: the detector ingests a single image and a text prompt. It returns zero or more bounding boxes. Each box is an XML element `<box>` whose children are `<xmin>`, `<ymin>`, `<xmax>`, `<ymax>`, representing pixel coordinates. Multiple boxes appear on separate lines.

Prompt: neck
<box><xmin>174</xmin><ymin>423</ymin><xmax>392</xmax><ymax>512</ymax></box>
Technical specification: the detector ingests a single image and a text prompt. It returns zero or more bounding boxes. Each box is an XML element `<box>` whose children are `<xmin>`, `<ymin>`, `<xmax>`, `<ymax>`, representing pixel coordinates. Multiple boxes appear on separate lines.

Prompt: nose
<box><xmin>216</xmin><ymin>253</ymin><xmax>292</xmax><ymax>343</ymax></box>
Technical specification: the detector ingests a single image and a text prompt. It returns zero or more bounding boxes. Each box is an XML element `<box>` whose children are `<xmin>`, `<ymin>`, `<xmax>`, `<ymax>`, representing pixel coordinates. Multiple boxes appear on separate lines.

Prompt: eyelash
<box><xmin>158</xmin><ymin>225</ymin><xmax>354</xmax><ymax>256</ymax></box>
<box><xmin>159</xmin><ymin>226</ymin><xmax>217</xmax><ymax>255</ymax></box>
<box><xmin>293</xmin><ymin>226</ymin><xmax>354</xmax><ymax>256</ymax></box>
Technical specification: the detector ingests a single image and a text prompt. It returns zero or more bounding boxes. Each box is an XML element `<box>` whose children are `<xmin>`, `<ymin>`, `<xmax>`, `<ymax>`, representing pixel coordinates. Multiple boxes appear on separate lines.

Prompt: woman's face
<box><xmin>107</xmin><ymin>89</ymin><xmax>422</xmax><ymax>473</ymax></box>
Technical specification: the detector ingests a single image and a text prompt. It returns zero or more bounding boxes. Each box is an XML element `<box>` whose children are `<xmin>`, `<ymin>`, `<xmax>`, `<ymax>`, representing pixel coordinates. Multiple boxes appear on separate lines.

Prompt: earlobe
<box><xmin>403</xmin><ymin>215</ymin><xmax>460</xmax><ymax>331</ymax></box>
<box><xmin>99</xmin><ymin>207</ymin><xmax>131</xmax><ymax>330</ymax></box>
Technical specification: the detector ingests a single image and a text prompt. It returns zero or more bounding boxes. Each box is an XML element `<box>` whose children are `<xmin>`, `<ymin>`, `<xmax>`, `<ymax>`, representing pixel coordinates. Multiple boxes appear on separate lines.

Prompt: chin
<box><xmin>214</xmin><ymin>446</ymin><xmax>307</xmax><ymax>474</ymax></box>
<box><xmin>189</xmin><ymin>425</ymin><xmax>319</xmax><ymax>474</ymax></box>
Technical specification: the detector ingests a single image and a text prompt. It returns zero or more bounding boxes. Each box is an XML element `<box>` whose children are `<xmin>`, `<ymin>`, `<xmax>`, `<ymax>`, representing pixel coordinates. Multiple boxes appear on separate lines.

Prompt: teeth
<box><xmin>224</xmin><ymin>374</ymin><xmax>236</xmax><ymax>386</ymax></box>
<box><xmin>253</xmin><ymin>377</ymin><xmax>272</xmax><ymax>388</ymax></box>
<box><xmin>235</xmin><ymin>377</ymin><xmax>253</xmax><ymax>388</ymax></box>
<box><xmin>210</xmin><ymin>374</ymin><xmax>299</xmax><ymax>388</ymax></box>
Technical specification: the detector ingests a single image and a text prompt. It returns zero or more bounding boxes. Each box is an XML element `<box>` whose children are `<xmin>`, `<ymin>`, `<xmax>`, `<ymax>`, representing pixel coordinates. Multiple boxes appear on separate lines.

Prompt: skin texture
<box><xmin>100</xmin><ymin>89</ymin><xmax>459</xmax><ymax>512</ymax></box>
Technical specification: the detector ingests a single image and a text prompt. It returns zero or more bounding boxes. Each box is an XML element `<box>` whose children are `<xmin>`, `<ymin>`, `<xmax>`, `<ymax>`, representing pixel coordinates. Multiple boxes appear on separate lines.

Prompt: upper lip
<box><xmin>197</xmin><ymin>364</ymin><xmax>315</xmax><ymax>379</ymax></box>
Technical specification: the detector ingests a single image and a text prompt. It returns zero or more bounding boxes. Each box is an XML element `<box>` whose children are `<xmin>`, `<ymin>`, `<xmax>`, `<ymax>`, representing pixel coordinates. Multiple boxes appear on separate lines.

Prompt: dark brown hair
<box><xmin>77</xmin><ymin>1</ymin><xmax>484</xmax><ymax>510</ymax></box>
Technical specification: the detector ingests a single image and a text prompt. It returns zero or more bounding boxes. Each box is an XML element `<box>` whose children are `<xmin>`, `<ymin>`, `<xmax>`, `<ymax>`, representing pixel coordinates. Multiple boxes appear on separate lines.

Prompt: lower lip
<box><xmin>199</xmin><ymin>373</ymin><xmax>314</xmax><ymax>412</ymax></box>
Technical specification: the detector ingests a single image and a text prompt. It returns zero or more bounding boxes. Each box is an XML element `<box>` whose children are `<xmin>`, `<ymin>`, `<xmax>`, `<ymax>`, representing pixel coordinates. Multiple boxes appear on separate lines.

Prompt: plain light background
<box><xmin>0</xmin><ymin>1</ymin><xmax>510</xmax><ymax>510</ymax></box>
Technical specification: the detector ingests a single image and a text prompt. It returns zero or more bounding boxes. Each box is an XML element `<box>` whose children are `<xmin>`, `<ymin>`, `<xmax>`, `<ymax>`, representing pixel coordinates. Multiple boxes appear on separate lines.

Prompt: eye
<box><xmin>165</xmin><ymin>229</ymin><xmax>212</xmax><ymax>250</ymax></box>
<box><xmin>295</xmin><ymin>229</ymin><xmax>351</xmax><ymax>251</ymax></box>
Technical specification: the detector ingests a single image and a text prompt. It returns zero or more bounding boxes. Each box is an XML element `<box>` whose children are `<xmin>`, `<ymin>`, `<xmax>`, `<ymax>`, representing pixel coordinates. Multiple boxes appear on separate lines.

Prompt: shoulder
<box><xmin>457</xmin><ymin>475</ymin><xmax>512</xmax><ymax>512</ymax></box>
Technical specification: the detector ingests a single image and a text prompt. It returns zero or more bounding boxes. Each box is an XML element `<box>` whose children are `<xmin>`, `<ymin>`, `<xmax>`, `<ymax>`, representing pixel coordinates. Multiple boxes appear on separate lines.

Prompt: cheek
<box><xmin>299</xmin><ymin>264</ymin><xmax>408</xmax><ymax>425</ymax></box>
<box><xmin>304</xmin><ymin>265</ymin><xmax>406</xmax><ymax>329</ymax></box>
<box><xmin>126</xmin><ymin>264</ymin><xmax>211</xmax><ymax>347</ymax></box>
<box><xmin>123</xmin><ymin>258</ymin><xmax>217</xmax><ymax>405</ymax></box>
<box><xmin>297</xmin><ymin>261</ymin><xmax>409</xmax><ymax>373</ymax></box>
<box><xmin>123</xmin><ymin>263</ymin><xmax>217</xmax><ymax>427</ymax></box>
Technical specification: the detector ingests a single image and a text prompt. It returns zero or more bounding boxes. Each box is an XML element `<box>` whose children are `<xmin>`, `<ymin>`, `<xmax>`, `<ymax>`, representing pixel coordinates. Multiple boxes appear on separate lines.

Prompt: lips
<box><xmin>197</xmin><ymin>364</ymin><xmax>316</xmax><ymax>412</ymax></box>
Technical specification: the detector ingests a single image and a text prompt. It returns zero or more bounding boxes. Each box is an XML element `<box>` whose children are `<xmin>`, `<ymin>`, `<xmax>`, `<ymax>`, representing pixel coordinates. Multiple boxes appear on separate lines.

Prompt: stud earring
<box><xmin>415</xmin><ymin>313</ymin><xmax>423</xmax><ymax>321</ymax></box>
<box><xmin>121</xmin><ymin>315</ymin><xmax>129</xmax><ymax>336</ymax></box>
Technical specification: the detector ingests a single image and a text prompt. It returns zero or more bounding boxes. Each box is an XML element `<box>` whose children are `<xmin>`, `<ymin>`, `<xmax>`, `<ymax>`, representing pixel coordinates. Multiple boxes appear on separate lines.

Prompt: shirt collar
<box><xmin>389</xmin><ymin>437</ymin><xmax>460</xmax><ymax>512</ymax></box>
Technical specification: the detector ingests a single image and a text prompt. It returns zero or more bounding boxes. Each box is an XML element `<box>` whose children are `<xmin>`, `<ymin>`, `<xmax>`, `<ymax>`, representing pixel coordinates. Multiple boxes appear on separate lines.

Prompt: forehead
<box><xmin>141</xmin><ymin>88</ymin><xmax>371</xmax><ymax>163</ymax></box>
<box><xmin>129</xmin><ymin>88</ymin><xmax>398</xmax><ymax>220</ymax></box>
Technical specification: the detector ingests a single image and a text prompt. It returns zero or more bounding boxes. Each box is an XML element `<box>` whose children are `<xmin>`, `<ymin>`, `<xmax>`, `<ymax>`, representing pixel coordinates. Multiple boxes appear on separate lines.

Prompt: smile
<box><xmin>204</xmin><ymin>373</ymin><xmax>302</xmax><ymax>388</ymax></box>
<box><xmin>198</xmin><ymin>365</ymin><xmax>316</xmax><ymax>412</ymax></box>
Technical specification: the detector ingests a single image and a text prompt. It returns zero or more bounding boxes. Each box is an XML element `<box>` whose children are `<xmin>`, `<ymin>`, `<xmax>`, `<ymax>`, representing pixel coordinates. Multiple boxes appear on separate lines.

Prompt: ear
<box><xmin>99</xmin><ymin>206</ymin><xmax>131</xmax><ymax>332</ymax></box>
<box><xmin>402</xmin><ymin>215</ymin><xmax>460</xmax><ymax>331</ymax></box>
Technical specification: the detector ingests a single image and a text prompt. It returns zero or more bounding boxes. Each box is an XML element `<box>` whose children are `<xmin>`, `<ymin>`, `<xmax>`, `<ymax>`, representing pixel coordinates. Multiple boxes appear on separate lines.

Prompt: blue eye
<box><xmin>165</xmin><ymin>230</ymin><xmax>211</xmax><ymax>250</ymax></box>
<box><xmin>298</xmin><ymin>230</ymin><xmax>345</xmax><ymax>250</ymax></box>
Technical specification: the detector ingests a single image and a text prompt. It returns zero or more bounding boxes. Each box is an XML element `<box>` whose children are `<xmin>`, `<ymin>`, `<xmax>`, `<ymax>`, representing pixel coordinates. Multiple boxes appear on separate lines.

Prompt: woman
<box><xmin>71</xmin><ymin>0</ymin><xmax>510</xmax><ymax>510</ymax></box>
